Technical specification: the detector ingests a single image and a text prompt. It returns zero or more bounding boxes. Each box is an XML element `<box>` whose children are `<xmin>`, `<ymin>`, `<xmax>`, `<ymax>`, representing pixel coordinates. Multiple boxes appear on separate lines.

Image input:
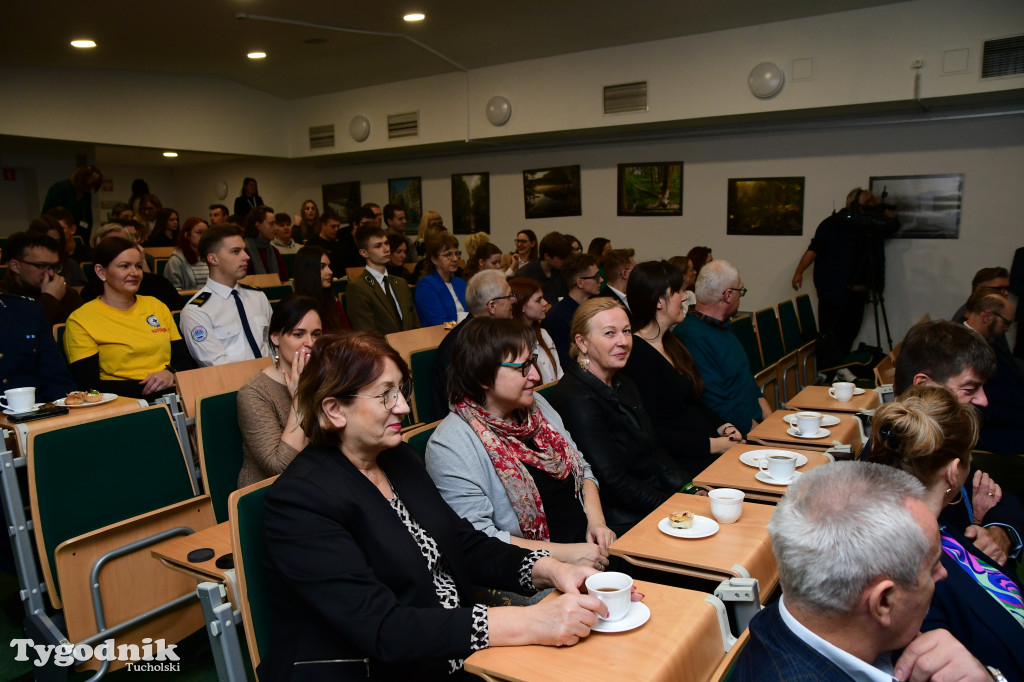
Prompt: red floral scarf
<box><xmin>453</xmin><ymin>398</ymin><xmax>584</xmax><ymax>541</ymax></box>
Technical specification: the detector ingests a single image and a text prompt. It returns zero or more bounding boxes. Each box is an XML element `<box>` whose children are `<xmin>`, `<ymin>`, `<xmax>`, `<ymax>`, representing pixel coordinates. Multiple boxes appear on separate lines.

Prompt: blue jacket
<box><xmin>414</xmin><ymin>273</ymin><xmax>467</xmax><ymax>327</ymax></box>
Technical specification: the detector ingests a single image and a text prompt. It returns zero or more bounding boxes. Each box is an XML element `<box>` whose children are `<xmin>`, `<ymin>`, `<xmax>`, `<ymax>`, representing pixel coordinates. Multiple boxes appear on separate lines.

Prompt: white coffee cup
<box><xmin>829</xmin><ymin>382</ymin><xmax>855</xmax><ymax>402</ymax></box>
<box><xmin>794</xmin><ymin>411</ymin><xmax>822</xmax><ymax>436</ymax></box>
<box><xmin>708</xmin><ymin>488</ymin><xmax>745</xmax><ymax>524</ymax></box>
<box><xmin>1</xmin><ymin>387</ymin><xmax>36</xmax><ymax>413</ymax></box>
<box><xmin>760</xmin><ymin>453</ymin><xmax>797</xmax><ymax>482</ymax></box>
<box><xmin>585</xmin><ymin>571</ymin><xmax>633</xmax><ymax>622</ymax></box>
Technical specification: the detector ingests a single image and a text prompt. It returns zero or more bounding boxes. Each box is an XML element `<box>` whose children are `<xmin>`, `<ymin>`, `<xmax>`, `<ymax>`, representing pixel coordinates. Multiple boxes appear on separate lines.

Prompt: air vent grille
<box><xmin>603</xmin><ymin>81</ymin><xmax>648</xmax><ymax>115</ymax></box>
<box><xmin>982</xmin><ymin>35</ymin><xmax>1024</xmax><ymax>78</ymax></box>
<box><xmin>309</xmin><ymin>124</ymin><xmax>335</xmax><ymax>149</ymax></box>
<box><xmin>388</xmin><ymin>111</ymin><xmax>419</xmax><ymax>139</ymax></box>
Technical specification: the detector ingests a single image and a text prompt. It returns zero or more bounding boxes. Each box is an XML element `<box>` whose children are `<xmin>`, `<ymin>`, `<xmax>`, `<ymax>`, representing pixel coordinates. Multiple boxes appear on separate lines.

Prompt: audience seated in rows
<box><xmin>517</xmin><ymin>231</ymin><xmax>571</xmax><ymax>305</ymax></box>
<box><xmin>163</xmin><ymin>217</ymin><xmax>209</xmax><ymax>291</ymax></box>
<box><xmin>509</xmin><ymin>278</ymin><xmax>563</xmax><ymax>384</ymax></box>
<box><xmin>243</xmin><ymin>205</ymin><xmax>288</xmax><ymax>282</ymax></box>
<box><xmin>181</xmin><ymin>225</ymin><xmax>273</xmax><ymax>367</ymax></box>
<box><xmin>673</xmin><ymin>259</ymin><xmax>771</xmax><ymax>437</ymax></box>
<box><xmin>503</xmin><ymin>229</ymin><xmax>538</xmax><ymax>276</ymax></box>
<box><xmin>292</xmin><ymin>199</ymin><xmax>319</xmax><ymax>244</ymax></box>
<box><xmin>291</xmin><ymin>245</ymin><xmax>351</xmax><ymax>332</ymax></box>
<box><xmin>270</xmin><ymin>212</ymin><xmax>302</xmax><ymax>255</ymax></box>
<box><xmin>622</xmin><ymin>261</ymin><xmax>743</xmax><ymax>474</ymax></box>
<box><xmin>145</xmin><ymin>207</ymin><xmax>180</xmax><ymax>248</ymax></box>
<box><xmin>64</xmin><ymin>236</ymin><xmax>191</xmax><ymax>398</ymax></box>
<box><xmin>306</xmin><ymin>210</ymin><xmax>362</xmax><ymax>275</ymax></box>
<box><xmin>541</xmin><ymin>253</ymin><xmax>603</xmax><ymax>371</ymax></box>
<box><xmin>84</xmin><ymin>223</ymin><xmax>181</xmax><ymax>312</ymax></box>
<box><xmin>549</xmin><ymin>298</ymin><xmax>690</xmax><ymax>535</ymax></box>
<box><xmin>414</xmin><ymin>232</ymin><xmax>467</xmax><ymax>327</ymax></box>
<box><xmin>0</xmin><ymin>230</ymin><xmax>84</xmax><ymax>324</ymax></box>
<box><xmin>426</xmin><ymin>317</ymin><xmax>614</xmax><ymax>578</ymax></box>
<box><xmin>236</xmin><ymin>295</ymin><xmax>320</xmax><ymax>488</ymax></box>
<box><xmin>346</xmin><ymin>224</ymin><xmax>419</xmax><ymax>336</ymax></box>
<box><xmin>733</xmin><ymin>461</ymin><xmax>992</xmax><ymax>681</ymax></box>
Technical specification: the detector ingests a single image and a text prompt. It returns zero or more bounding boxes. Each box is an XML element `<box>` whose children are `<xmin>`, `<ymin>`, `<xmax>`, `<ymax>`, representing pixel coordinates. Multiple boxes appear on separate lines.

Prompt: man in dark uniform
<box><xmin>791</xmin><ymin>187</ymin><xmax>900</xmax><ymax>369</ymax></box>
<box><xmin>0</xmin><ymin>292</ymin><xmax>76</xmax><ymax>402</ymax></box>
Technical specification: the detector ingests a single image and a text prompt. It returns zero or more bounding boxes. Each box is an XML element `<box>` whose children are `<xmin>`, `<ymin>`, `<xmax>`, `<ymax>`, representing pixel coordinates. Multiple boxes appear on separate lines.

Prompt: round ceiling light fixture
<box><xmin>748</xmin><ymin>62</ymin><xmax>785</xmax><ymax>99</ymax></box>
<box><xmin>247</xmin><ymin>51</ymin><xmax>267</xmax><ymax>60</ymax></box>
<box><xmin>162</xmin><ymin>152</ymin><xmax>178</xmax><ymax>158</ymax></box>
<box><xmin>70</xmin><ymin>39</ymin><xmax>97</xmax><ymax>49</ymax></box>
<box><xmin>350</xmin><ymin>115</ymin><xmax>371</xmax><ymax>142</ymax></box>
<box><xmin>485</xmin><ymin>96</ymin><xmax>512</xmax><ymax>126</ymax></box>
<box><xmin>403</xmin><ymin>13</ymin><xmax>426</xmax><ymax>22</ymax></box>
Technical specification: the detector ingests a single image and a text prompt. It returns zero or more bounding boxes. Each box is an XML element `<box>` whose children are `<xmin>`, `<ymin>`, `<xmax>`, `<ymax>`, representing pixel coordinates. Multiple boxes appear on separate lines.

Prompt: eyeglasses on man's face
<box><xmin>346</xmin><ymin>384</ymin><xmax>410</xmax><ymax>410</ymax></box>
<box><xmin>578</xmin><ymin>272</ymin><xmax>602</xmax><ymax>282</ymax></box>
<box><xmin>500</xmin><ymin>354</ymin><xmax>539</xmax><ymax>377</ymax></box>
<box><xmin>14</xmin><ymin>259</ymin><xmax>63</xmax><ymax>275</ymax></box>
<box><xmin>725</xmin><ymin>287</ymin><xmax>748</xmax><ymax>297</ymax></box>
<box><xmin>489</xmin><ymin>292</ymin><xmax>518</xmax><ymax>304</ymax></box>
<box><xmin>992</xmin><ymin>311</ymin><xmax>1016</xmax><ymax>327</ymax></box>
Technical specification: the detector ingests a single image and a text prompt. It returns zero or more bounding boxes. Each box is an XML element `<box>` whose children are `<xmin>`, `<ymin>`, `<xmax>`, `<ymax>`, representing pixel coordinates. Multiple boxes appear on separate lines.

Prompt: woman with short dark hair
<box><xmin>414</xmin><ymin>233</ymin><xmax>467</xmax><ymax>326</ymax></box>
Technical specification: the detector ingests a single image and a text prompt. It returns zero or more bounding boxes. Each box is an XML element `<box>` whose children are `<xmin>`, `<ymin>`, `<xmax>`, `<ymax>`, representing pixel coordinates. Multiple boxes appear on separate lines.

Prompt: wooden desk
<box><xmin>1</xmin><ymin>396</ymin><xmax>148</xmax><ymax>457</ymax></box>
<box><xmin>786</xmin><ymin>385</ymin><xmax>880</xmax><ymax>413</ymax></box>
<box><xmin>466</xmin><ymin>581</ymin><xmax>730</xmax><ymax>682</ymax></box>
<box><xmin>151</xmin><ymin>521</ymin><xmax>235</xmax><ymax>600</ymax></box>
<box><xmin>694</xmin><ymin>443</ymin><xmax>830</xmax><ymax>502</ymax></box>
<box><xmin>747</xmin><ymin>410</ymin><xmax>861</xmax><ymax>450</ymax></box>
<box><xmin>610</xmin><ymin>494</ymin><xmax>778</xmax><ymax>598</ymax></box>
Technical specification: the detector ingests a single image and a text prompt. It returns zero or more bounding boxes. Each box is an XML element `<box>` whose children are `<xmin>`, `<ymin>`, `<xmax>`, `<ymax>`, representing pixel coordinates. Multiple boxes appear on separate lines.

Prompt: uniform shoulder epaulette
<box><xmin>238</xmin><ymin>283</ymin><xmax>260</xmax><ymax>291</ymax></box>
<box><xmin>189</xmin><ymin>292</ymin><xmax>213</xmax><ymax>306</ymax></box>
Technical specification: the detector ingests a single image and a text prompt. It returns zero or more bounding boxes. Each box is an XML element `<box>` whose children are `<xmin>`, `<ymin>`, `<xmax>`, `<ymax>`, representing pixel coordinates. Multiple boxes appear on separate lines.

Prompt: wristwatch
<box><xmin>987</xmin><ymin>665</ymin><xmax>1007</xmax><ymax>681</ymax></box>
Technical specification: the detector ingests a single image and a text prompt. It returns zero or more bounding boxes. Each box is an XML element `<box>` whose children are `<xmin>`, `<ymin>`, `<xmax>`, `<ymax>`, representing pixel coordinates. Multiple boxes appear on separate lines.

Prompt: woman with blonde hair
<box><xmin>867</xmin><ymin>385</ymin><xmax>1024</xmax><ymax>678</ymax></box>
<box><xmin>509</xmin><ymin>278</ymin><xmax>562</xmax><ymax>383</ymax></box>
<box><xmin>410</xmin><ymin>211</ymin><xmax>446</xmax><ymax>263</ymax></box>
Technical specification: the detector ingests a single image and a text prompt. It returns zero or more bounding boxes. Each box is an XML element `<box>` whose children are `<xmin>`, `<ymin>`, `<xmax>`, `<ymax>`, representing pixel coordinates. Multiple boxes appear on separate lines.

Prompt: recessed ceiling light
<box><xmin>163</xmin><ymin>152</ymin><xmax>178</xmax><ymax>158</ymax></box>
<box><xmin>70</xmin><ymin>39</ymin><xmax>96</xmax><ymax>49</ymax></box>
<box><xmin>403</xmin><ymin>13</ymin><xmax>425</xmax><ymax>22</ymax></box>
<box><xmin>247</xmin><ymin>51</ymin><xmax>267</xmax><ymax>60</ymax></box>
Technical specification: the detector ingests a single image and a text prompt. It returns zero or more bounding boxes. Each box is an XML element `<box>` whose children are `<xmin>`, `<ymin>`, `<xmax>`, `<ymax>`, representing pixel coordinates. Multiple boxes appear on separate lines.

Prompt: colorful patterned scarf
<box><xmin>941</xmin><ymin>529</ymin><xmax>1024</xmax><ymax>628</ymax></box>
<box><xmin>453</xmin><ymin>398</ymin><xmax>584</xmax><ymax>541</ymax></box>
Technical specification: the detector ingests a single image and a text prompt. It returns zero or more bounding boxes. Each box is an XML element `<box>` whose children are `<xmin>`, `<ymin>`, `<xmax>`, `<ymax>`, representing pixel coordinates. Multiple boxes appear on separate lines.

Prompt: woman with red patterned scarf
<box><xmin>426</xmin><ymin>317</ymin><xmax>615</xmax><ymax>575</ymax></box>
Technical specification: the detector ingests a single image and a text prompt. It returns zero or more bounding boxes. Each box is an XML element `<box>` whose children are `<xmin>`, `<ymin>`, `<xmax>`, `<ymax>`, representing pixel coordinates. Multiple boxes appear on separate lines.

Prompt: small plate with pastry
<box><xmin>55</xmin><ymin>391</ymin><xmax>117</xmax><ymax>408</ymax></box>
<box><xmin>657</xmin><ymin>512</ymin><xmax>719</xmax><ymax>539</ymax></box>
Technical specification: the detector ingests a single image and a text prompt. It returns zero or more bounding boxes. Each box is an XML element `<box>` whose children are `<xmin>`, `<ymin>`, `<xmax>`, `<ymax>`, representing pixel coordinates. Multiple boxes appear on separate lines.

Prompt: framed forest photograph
<box><xmin>451</xmin><ymin>172</ymin><xmax>490</xmax><ymax>234</ymax></box>
<box><xmin>388</xmin><ymin>176</ymin><xmax>423</xmax><ymax>229</ymax></box>
<box><xmin>726</xmin><ymin>176</ymin><xmax>805</xmax><ymax>235</ymax></box>
<box><xmin>523</xmin><ymin>165</ymin><xmax>581</xmax><ymax>219</ymax></box>
<box><xmin>617</xmin><ymin>163</ymin><xmax>683</xmax><ymax>216</ymax></box>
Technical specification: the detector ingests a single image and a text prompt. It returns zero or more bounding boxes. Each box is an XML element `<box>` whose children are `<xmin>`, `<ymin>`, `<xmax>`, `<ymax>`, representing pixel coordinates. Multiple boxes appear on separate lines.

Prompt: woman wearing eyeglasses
<box><xmin>414</xmin><ymin>232</ymin><xmax>468</xmax><ymax>326</ymax></box>
<box><xmin>261</xmin><ymin>331</ymin><xmax>620</xmax><ymax>681</ymax></box>
<box><xmin>427</xmin><ymin>317</ymin><xmax>614</xmax><ymax>576</ymax></box>
<box><xmin>502</xmin><ymin>230</ymin><xmax>538</xmax><ymax>276</ymax></box>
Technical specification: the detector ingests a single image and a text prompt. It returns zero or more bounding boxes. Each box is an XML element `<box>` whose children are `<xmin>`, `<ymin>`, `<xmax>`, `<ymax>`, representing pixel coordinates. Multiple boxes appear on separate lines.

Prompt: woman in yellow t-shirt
<box><xmin>64</xmin><ymin>237</ymin><xmax>192</xmax><ymax>399</ymax></box>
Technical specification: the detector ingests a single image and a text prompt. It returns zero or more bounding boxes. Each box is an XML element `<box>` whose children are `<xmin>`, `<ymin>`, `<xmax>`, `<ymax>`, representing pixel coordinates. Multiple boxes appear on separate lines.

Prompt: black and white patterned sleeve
<box><xmin>518</xmin><ymin>549</ymin><xmax>551</xmax><ymax>592</ymax></box>
<box><xmin>469</xmin><ymin>603</ymin><xmax>489</xmax><ymax>652</ymax></box>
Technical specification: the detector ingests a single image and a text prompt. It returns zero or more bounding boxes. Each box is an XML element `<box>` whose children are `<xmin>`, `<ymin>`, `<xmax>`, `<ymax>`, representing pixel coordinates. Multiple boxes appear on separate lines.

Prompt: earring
<box><xmin>947</xmin><ymin>487</ymin><xmax>963</xmax><ymax>506</ymax></box>
<box><xmin>578</xmin><ymin>353</ymin><xmax>590</xmax><ymax>372</ymax></box>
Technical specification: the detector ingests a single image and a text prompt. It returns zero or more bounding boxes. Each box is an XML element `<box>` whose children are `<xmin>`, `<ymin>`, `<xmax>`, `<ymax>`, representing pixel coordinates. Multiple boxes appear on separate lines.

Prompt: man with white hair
<box><xmin>428</xmin><ymin>269</ymin><xmax>516</xmax><ymax>422</ymax></box>
<box><xmin>672</xmin><ymin>260</ymin><xmax>770</xmax><ymax>436</ymax></box>
<box><xmin>733</xmin><ymin>461</ymin><xmax>993</xmax><ymax>681</ymax></box>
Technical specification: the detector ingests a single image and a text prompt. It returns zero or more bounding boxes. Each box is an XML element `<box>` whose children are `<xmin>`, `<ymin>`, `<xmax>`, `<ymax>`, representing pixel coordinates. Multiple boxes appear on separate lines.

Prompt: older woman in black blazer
<box><xmin>261</xmin><ymin>332</ymin><xmax>620</xmax><ymax>681</ymax></box>
<box><xmin>549</xmin><ymin>298</ymin><xmax>691</xmax><ymax>535</ymax></box>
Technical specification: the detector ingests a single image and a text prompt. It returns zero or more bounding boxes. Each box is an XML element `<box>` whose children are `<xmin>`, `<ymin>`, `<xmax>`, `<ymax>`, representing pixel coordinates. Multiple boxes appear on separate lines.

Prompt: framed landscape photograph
<box><xmin>617</xmin><ymin>162</ymin><xmax>683</xmax><ymax>216</ymax></box>
<box><xmin>451</xmin><ymin>172</ymin><xmax>490</xmax><ymax>234</ymax></box>
<box><xmin>321</xmin><ymin>181</ymin><xmax>361</xmax><ymax>225</ymax></box>
<box><xmin>523</xmin><ymin>165</ymin><xmax>581</xmax><ymax>219</ymax></box>
<box><xmin>726</xmin><ymin>176</ymin><xmax>805</xmax><ymax>236</ymax></box>
<box><xmin>388</xmin><ymin>176</ymin><xmax>423</xmax><ymax>229</ymax></box>
<box><xmin>868</xmin><ymin>174</ymin><xmax>963</xmax><ymax>239</ymax></box>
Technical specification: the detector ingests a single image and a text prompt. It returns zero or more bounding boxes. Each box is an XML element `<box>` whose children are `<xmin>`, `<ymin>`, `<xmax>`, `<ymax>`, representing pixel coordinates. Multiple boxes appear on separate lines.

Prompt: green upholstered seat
<box><xmin>196</xmin><ymin>390</ymin><xmax>245</xmax><ymax>523</ymax></box>
<box><xmin>729</xmin><ymin>315</ymin><xmax>764</xmax><ymax>373</ymax></box>
<box><xmin>753</xmin><ymin>308</ymin><xmax>787</xmax><ymax>366</ymax></box>
<box><xmin>410</xmin><ymin>347</ymin><xmax>438</xmax><ymax>424</ymax></box>
<box><xmin>260</xmin><ymin>283</ymin><xmax>293</xmax><ymax>302</ymax></box>
<box><xmin>230</xmin><ymin>478</ymin><xmax>276</xmax><ymax>671</ymax></box>
<box><xmin>795</xmin><ymin>294</ymin><xmax>817</xmax><ymax>342</ymax></box>
<box><xmin>777</xmin><ymin>300</ymin><xmax>803</xmax><ymax>355</ymax></box>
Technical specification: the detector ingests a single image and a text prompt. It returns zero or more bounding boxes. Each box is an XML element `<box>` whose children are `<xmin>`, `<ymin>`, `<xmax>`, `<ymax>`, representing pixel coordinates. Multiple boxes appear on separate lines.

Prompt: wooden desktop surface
<box><xmin>2</xmin><ymin>396</ymin><xmax>147</xmax><ymax>457</ymax></box>
<box><xmin>693</xmin><ymin>443</ymin><xmax>830</xmax><ymax>502</ymax></box>
<box><xmin>786</xmin><ymin>385</ymin><xmax>880</xmax><ymax>413</ymax></box>
<box><xmin>151</xmin><ymin>521</ymin><xmax>235</xmax><ymax>597</ymax></box>
<box><xmin>747</xmin><ymin>410</ymin><xmax>861</xmax><ymax>450</ymax></box>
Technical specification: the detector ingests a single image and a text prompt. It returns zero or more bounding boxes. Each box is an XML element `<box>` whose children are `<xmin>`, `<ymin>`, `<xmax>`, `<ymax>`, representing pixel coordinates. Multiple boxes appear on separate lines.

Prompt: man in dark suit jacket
<box><xmin>733</xmin><ymin>462</ymin><xmax>990</xmax><ymax>682</ymax></box>
<box><xmin>345</xmin><ymin>224</ymin><xmax>419</xmax><ymax>336</ymax></box>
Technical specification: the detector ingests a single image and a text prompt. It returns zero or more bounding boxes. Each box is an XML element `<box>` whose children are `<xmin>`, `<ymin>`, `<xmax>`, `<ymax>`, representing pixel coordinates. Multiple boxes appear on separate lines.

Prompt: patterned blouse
<box><xmin>387</xmin><ymin>492</ymin><xmax>549</xmax><ymax>673</ymax></box>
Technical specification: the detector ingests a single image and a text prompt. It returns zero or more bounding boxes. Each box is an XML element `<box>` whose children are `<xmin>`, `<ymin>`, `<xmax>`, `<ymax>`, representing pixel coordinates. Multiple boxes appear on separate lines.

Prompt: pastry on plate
<box><xmin>668</xmin><ymin>511</ymin><xmax>694</xmax><ymax>529</ymax></box>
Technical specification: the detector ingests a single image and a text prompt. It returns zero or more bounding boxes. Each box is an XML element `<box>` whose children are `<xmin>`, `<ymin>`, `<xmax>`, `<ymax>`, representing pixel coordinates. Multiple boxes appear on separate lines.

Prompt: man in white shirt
<box><xmin>180</xmin><ymin>225</ymin><xmax>272</xmax><ymax>366</ymax></box>
<box><xmin>732</xmin><ymin>461</ymin><xmax>992</xmax><ymax>682</ymax></box>
<box><xmin>345</xmin><ymin>224</ymin><xmax>419</xmax><ymax>336</ymax></box>
<box><xmin>601</xmin><ymin>247</ymin><xmax>635</xmax><ymax>310</ymax></box>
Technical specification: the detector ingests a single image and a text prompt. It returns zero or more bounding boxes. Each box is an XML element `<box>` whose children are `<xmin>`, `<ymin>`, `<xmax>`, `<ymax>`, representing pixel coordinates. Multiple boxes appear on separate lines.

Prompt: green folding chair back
<box><xmin>754</xmin><ymin>308</ymin><xmax>787</xmax><ymax>366</ymax></box>
<box><xmin>28</xmin><ymin>405</ymin><xmax>195</xmax><ymax>606</ymax></box>
<box><xmin>281</xmin><ymin>252</ymin><xmax>296</xmax><ymax>276</ymax></box>
<box><xmin>795</xmin><ymin>294</ymin><xmax>817</xmax><ymax>342</ymax></box>
<box><xmin>260</xmin><ymin>284</ymin><xmax>293</xmax><ymax>302</ymax></box>
<box><xmin>777</xmin><ymin>300</ymin><xmax>803</xmax><ymax>354</ymax></box>
<box><xmin>331</xmin><ymin>279</ymin><xmax>348</xmax><ymax>297</ymax></box>
<box><xmin>230</xmin><ymin>477</ymin><xmax>277</xmax><ymax>672</ymax></box>
<box><xmin>410</xmin><ymin>347</ymin><xmax>438</xmax><ymax>424</ymax></box>
<box><xmin>403</xmin><ymin>422</ymin><xmax>440</xmax><ymax>460</ymax></box>
<box><xmin>197</xmin><ymin>391</ymin><xmax>245</xmax><ymax>523</ymax></box>
<box><xmin>729</xmin><ymin>315</ymin><xmax>764</xmax><ymax>373</ymax></box>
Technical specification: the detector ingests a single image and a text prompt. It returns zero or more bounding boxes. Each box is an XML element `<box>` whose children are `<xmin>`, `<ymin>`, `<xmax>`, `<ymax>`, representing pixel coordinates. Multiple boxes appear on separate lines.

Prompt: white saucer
<box><xmin>755</xmin><ymin>470</ymin><xmax>802</xmax><ymax>486</ymax></box>
<box><xmin>852</xmin><ymin>388</ymin><xmax>866</xmax><ymax>395</ymax></box>
<box><xmin>54</xmin><ymin>393</ymin><xmax>117</xmax><ymax>408</ymax></box>
<box><xmin>657</xmin><ymin>515</ymin><xmax>719</xmax><ymax>539</ymax></box>
<box><xmin>784</xmin><ymin>414</ymin><xmax>840</xmax><ymax>427</ymax></box>
<box><xmin>3</xmin><ymin>403</ymin><xmax>44</xmax><ymax>416</ymax></box>
<box><xmin>739</xmin><ymin>449</ymin><xmax>808</xmax><ymax>468</ymax></box>
<box><xmin>591</xmin><ymin>601</ymin><xmax>651</xmax><ymax>633</ymax></box>
<box><xmin>786</xmin><ymin>426</ymin><xmax>831</xmax><ymax>439</ymax></box>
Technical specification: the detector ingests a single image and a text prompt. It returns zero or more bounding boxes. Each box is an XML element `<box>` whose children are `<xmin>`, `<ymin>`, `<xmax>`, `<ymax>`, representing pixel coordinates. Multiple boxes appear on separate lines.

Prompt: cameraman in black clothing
<box><xmin>791</xmin><ymin>187</ymin><xmax>900</xmax><ymax>369</ymax></box>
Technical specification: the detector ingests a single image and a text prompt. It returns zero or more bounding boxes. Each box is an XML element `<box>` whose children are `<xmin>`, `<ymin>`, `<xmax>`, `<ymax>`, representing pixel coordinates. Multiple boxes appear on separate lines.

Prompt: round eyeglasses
<box><xmin>345</xmin><ymin>384</ymin><xmax>410</xmax><ymax>410</ymax></box>
<box><xmin>500</xmin><ymin>354</ymin><xmax>539</xmax><ymax>377</ymax></box>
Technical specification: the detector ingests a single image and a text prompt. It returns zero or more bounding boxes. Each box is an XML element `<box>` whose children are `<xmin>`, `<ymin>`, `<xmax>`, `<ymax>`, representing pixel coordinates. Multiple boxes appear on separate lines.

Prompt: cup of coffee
<box><xmin>794</xmin><ymin>411</ymin><xmax>822</xmax><ymax>436</ymax></box>
<box><xmin>584</xmin><ymin>571</ymin><xmax>633</xmax><ymax>622</ymax></box>
<box><xmin>760</xmin><ymin>453</ymin><xmax>797</xmax><ymax>482</ymax></box>
<box><xmin>829</xmin><ymin>382</ymin><xmax>855</xmax><ymax>402</ymax></box>
<box><xmin>1</xmin><ymin>387</ymin><xmax>36</xmax><ymax>413</ymax></box>
<box><xmin>708</xmin><ymin>488</ymin><xmax>745</xmax><ymax>524</ymax></box>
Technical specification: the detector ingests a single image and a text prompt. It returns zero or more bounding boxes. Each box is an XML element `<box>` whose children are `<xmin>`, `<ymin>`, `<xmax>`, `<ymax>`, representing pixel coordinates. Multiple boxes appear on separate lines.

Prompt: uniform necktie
<box><xmin>231</xmin><ymin>289</ymin><xmax>263</xmax><ymax>359</ymax></box>
<box><xmin>382</xmin><ymin>276</ymin><xmax>403</xmax><ymax>321</ymax></box>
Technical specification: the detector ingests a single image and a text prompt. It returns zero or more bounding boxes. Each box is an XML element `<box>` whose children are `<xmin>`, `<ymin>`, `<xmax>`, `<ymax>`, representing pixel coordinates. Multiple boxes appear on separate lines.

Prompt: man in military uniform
<box><xmin>345</xmin><ymin>224</ymin><xmax>419</xmax><ymax>336</ymax></box>
<box><xmin>0</xmin><ymin>292</ymin><xmax>76</xmax><ymax>402</ymax></box>
<box><xmin>180</xmin><ymin>225</ymin><xmax>272</xmax><ymax>367</ymax></box>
